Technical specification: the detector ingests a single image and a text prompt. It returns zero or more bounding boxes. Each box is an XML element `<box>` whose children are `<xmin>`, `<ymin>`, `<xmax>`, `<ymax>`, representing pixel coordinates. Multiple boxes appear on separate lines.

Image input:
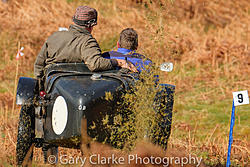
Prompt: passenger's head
<box><xmin>118</xmin><ymin>28</ymin><xmax>138</xmax><ymax>51</ymax></box>
<box><xmin>72</xmin><ymin>6</ymin><xmax>98</xmax><ymax>33</ymax></box>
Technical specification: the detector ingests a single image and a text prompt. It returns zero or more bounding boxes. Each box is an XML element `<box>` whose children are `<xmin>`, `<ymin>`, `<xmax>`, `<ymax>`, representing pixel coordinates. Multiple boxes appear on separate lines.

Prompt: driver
<box><xmin>34</xmin><ymin>6</ymin><xmax>137</xmax><ymax>81</ymax></box>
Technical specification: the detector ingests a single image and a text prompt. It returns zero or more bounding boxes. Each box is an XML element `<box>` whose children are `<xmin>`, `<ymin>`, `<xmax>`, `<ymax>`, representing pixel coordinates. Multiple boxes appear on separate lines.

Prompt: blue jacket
<box><xmin>102</xmin><ymin>48</ymin><xmax>152</xmax><ymax>73</ymax></box>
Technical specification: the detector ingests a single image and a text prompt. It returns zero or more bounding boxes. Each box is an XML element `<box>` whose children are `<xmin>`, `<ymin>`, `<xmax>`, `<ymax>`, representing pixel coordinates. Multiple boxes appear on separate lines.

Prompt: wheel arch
<box><xmin>16</xmin><ymin>77</ymin><xmax>37</xmax><ymax>105</ymax></box>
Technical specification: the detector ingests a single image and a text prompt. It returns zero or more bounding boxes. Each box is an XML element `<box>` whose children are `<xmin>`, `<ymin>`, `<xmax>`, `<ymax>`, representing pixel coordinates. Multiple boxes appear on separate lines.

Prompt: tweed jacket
<box><xmin>34</xmin><ymin>24</ymin><xmax>115</xmax><ymax>79</ymax></box>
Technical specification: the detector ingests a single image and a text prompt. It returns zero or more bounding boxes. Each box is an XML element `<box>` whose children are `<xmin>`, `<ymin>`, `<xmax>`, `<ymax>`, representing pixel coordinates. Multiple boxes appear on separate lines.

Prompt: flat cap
<box><xmin>73</xmin><ymin>6</ymin><xmax>98</xmax><ymax>27</ymax></box>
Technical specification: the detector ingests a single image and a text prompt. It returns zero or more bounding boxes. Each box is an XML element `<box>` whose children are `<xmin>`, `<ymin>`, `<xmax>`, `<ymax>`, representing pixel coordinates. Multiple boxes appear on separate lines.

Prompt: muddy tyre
<box><xmin>16</xmin><ymin>105</ymin><xmax>35</xmax><ymax>165</ymax></box>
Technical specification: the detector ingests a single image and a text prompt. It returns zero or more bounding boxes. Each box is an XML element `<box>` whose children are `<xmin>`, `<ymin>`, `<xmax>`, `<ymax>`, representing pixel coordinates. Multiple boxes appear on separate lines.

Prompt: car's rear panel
<box><xmin>44</xmin><ymin>73</ymin><xmax>125</xmax><ymax>148</ymax></box>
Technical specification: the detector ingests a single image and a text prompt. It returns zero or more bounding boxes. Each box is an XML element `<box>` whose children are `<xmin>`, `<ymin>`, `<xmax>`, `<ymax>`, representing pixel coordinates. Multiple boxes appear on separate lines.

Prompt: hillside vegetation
<box><xmin>0</xmin><ymin>0</ymin><xmax>249</xmax><ymax>166</ymax></box>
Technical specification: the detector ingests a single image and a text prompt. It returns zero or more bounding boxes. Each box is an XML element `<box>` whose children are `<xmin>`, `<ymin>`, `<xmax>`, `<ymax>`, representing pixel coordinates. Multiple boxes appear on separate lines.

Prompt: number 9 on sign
<box><xmin>232</xmin><ymin>90</ymin><xmax>249</xmax><ymax>106</ymax></box>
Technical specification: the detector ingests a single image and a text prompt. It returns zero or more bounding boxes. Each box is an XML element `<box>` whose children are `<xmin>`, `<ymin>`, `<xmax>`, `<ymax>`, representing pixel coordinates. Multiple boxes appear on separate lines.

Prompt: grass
<box><xmin>0</xmin><ymin>0</ymin><xmax>249</xmax><ymax>166</ymax></box>
<box><xmin>99</xmin><ymin>34</ymin><xmax>119</xmax><ymax>52</ymax></box>
<box><xmin>171</xmin><ymin>81</ymin><xmax>249</xmax><ymax>166</ymax></box>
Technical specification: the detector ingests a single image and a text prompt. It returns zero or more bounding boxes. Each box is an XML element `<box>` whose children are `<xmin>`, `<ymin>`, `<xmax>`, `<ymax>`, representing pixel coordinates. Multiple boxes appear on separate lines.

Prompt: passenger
<box><xmin>116</xmin><ymin>28</ymin><xmax>142</xmax><ymax>57</ymax></box>
<box><xmin>103</xmin><ymin>28</ymin><xmax>152</xmax><ymax>72</ymax></box>
<box><xmin>34</xmin><ymin>6</ymin><xmax>137</xmax><ymax>81</ymax></box>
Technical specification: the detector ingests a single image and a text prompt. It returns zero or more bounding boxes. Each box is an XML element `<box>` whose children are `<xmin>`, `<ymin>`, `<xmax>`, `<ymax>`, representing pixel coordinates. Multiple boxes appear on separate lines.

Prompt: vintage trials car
<box><xmin>15</xmin><ymin>52</ymin><xmax>175</xmax><ymax>165</ymax></box>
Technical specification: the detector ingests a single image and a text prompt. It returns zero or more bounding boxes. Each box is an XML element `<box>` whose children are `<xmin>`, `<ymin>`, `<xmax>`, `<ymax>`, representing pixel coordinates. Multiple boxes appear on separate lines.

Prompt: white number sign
<box><xmin>232</xmin><ymin>90</ymin><xmax>249</xmax><ymax>106</ymax></box>
<box><xmin>58</xmin><ymin>27</ymin><xmax>68</xmax><ymax>31</ymax></box>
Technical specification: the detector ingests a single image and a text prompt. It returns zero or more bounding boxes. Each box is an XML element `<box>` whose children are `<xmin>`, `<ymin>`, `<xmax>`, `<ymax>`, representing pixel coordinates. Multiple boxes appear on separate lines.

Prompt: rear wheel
<box><xmin>151</xmin><ymin>88</ymin><xmax>173</xmax><ymax>150</ymax></box>
<box><xmin>16</xmin><ymin>105</ymin><xmax>35</xmax><ymax>165</ymax></box>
